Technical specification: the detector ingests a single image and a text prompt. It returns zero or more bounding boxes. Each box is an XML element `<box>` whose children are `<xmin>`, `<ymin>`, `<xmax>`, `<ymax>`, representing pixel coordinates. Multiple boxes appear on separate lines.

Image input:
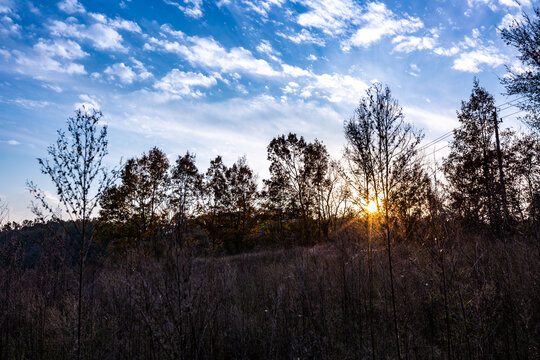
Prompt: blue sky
<box><xmin>0</xmin><ymin>0</ymin><xmax>535</xmax><ymax>221</ymax></box>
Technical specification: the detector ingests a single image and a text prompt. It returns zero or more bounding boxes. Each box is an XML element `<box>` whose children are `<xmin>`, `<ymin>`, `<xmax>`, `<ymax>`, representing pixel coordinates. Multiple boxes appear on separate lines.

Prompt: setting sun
<box><xmin>366</xmin><ymin>201</ymin><xmax>378</xmax><ymax>214</ymax></box>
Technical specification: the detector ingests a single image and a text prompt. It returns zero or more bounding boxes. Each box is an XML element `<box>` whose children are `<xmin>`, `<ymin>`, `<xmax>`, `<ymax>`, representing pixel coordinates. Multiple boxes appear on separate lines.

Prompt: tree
<box><xmin>97</xmin><ymin>147</ymin><xmax>170</xmax><ymax>253</ymax></box>
<box><xmin>225</xmin><ymin>156</ymin><xmax>258</xmax><ymax>250</ymax></box>
<box><xmin>265</xmin><ymin>133</ymin><xmax>330</xmax><ymax>244</ymax></box>
<box><xmin>443</xmin><ymin>79</ymin><xmax>504</xmax><ymax>230</ymax></box>
<box><xmin>344</xmin><ymin>83</ymin><xmax>428</xmax><ymax>222</ymax></box>
<box><xmin>344</xmin><ymin>83</ymin><xmax>426</xmax><ymax>359</ymax></box>
<box><xmin>170</xmin><ymin>151</ymin><xmax>203</xmax><ymax>246</ymax></box>
<box><xmin>500</xmin><ymin>8</ymin><xmax>540</xmax><ymax>130</ymax></box>
<box><xmin>504</xmin><ymin>132</ymin><xmax>540</xmax><ymax>233</ymax></box>
<box><xmin>203</xmin><ymin>155</ymin><xmax>230</xmax><ymax>249</ymax></box>
<box><xmin>27</xmin><ymin>109</ymin><xmax>113</xmax><ymax>360</ymax></box>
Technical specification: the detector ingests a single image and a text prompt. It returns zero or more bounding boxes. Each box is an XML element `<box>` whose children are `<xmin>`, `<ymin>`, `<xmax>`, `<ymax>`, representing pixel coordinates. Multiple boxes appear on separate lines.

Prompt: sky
<box><xmin>0</xmin><ymin>0</ymin><xmax>536</xmax><ymax>222</ymax></box>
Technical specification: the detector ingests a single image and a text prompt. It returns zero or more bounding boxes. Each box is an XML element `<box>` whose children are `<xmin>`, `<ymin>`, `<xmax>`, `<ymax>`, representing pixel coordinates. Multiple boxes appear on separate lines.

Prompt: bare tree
<box><xmin>27</xmin><ymin>108</ymin><xmax>114</xmax><ymax>360</ymax></box>
<box><xmin>344</xmin><ymin>83</ymin><xmax>425</xmax><ymax>359</ymax></box>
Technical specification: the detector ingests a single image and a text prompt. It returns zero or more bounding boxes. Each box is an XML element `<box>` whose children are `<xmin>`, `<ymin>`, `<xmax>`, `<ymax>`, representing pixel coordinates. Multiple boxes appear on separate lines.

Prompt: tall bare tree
<box><xmin>344</xmin><ymin>83</ymin><xmax>425</xmax><ymax>359</ymax></box>
<box><xmin>27</xmin><ymin>109</ymin><xmax>114</xmax><ymax>360</ymax></box>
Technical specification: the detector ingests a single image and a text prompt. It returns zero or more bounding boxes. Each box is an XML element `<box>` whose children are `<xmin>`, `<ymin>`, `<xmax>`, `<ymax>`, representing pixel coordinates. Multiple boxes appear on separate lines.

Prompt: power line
<box><xmin>498</xmin><ymin>101</ymin><xmax>526</xmax><ymax>113</ymax></box>
<box><xmin>418</xmin><ymin>131</ymin><xmax>453</xmax><ymax>152</ymax></box>
<box><xmin>500</xmin><ymin>109</ymin><xmax>525</xmax><ymax>119</ymax></box>
<box><xmin>414</xmin><ymin>98</ymin><xmax>526</xmax><ymax>163</ymax></box>
<box><xmin>418</xmin><ymin>144</ymin><xmax>449</xmax><ymax>161</ymax></box>
<box><xmin>496</xmin><ymin>96</ymin><xmax>526</xmax><ymax>110</ymax></box>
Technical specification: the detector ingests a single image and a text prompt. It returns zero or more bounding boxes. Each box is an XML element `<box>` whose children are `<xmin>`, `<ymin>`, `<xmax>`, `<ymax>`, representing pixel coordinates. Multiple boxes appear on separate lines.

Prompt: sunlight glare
<box><xmin>366</xmin><ymin>201</ymin><xmax>377</xmax><ymax>214</ymax></box>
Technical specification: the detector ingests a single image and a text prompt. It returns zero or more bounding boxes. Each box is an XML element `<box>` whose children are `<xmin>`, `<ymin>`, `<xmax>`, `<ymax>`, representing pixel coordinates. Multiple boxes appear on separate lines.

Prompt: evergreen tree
<box><xmin>443</xmin><ymin>79</ymin><xmax>503</xmax><ymax>229</ymax></box>
<box><xmin>500</xmin><ymin>8</ymin><xmax>540</xmax><ymax>130</ymax></box>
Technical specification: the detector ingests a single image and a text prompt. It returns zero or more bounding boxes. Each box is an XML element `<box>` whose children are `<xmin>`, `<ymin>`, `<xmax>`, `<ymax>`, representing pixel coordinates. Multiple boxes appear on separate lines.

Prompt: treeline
<box><xmin>87</xmin><ymin>81</ymin><xmax>540</xmax><ymax>256</ymax></box>
<box><xmin>2</xmin><ymin>80</ymin><xmax>540</xmax><ymax>254</ymax></box>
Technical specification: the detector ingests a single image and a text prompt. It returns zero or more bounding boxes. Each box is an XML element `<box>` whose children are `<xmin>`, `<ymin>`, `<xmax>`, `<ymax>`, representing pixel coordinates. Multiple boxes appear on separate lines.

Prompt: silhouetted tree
<box><xmin>170</xmin><ymin>151</ymin><xmax>203</xmax><ymax>247</ymax></box>
<box><xmin>265</xmin><ymin>133</ymin><xmax>330</xmax><ymax>244</ymax></box>
<box><xmin>500</xmin><ymin>8</ymin><xmax>540</xmax><ymax>130</ymax></box>
<box><xmin>27</xmin><ymin>109</ymin><xmax>113</xmax><ymax>360</ymax></box>
<box><xmin>504</xmin><ymin>132</ymin><xmax>540</xmax><ymax>233</ymax></box>
<box><xmin>225</xmin><ymin>156</ymin><xmax>258</xmax><ymax>251</ymax></box>
<box><xmin>443</xmin><ymin>79</ymin><xmax>504</xmax><ymax>230</ymax></box>
<box><xmin>204</xmin><ymin>156</ymin><xmax>229</xmax><ymax>249</ymax></box>
<box><xmin>344</xmin><ymin>83</ymin><xmax>427</xmax><ymax>220</ymax></box>
<box><xmin>97</xmin><ymin>147</ymin><xmax>169</xmax><ymax>252</ymax></box>
<box><xmin>344</xmin><ymin>83</ymin><xmax>426</xmax><ymax>359</ymax></box>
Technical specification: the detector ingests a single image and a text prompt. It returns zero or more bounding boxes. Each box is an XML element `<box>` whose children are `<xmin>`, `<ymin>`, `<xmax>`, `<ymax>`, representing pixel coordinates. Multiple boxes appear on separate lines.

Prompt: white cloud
<box><xmin>281</xmin><ymin>64</ymin><xmax>311</xmax><ymax>77</ymax></box>
<box><xmin>153</xmin><ymin>69</ymin><xmax>217</xmax><ymax>98</ymax></box>
<box><xmin>11</xmin><ymin>38</ymin><xmax>87</xmax><ymax>78</ymax></box>
<box><xmin>0</xmin><ymin>139</ymin><xmax>20</xmax><ymax>145</ymax></box>
<box><xmin>146</xmin><ymin>34</ymin><xmax>280</xmax><ymax>76</ymax></box>
<box><xmin>48</xmin><ymin>18</ymin><xmax>134</xmax><ymax>52</ymax></box>
<box><xmin>282</xmin><ymin>81</ymin><xmax>299</xmax><ymax>94</ymax></box>
<box><xmin>408</xmin><ymin>63</ymin><xmax>420</xmax><ymax>77</ymax></box>
<box><xmin>42</xmin><ymin>83</ymin><xmax>63</xmax><ymax>93</ymax></box>
<box><xmin>393</xmin><ymin>34</ymin><xmax>437</xmax><ymax>53</ymax></box>
<box><xmin>466</xmin><ymin>0</ymin><xmax>531</xmax><ymax>13</ymax></box>
<box><xmin>433</xmin><ymin>28</ymin><xmax>482</xmax><ymax>57</ymax></box>
<box><xmin>10</xmin><ymin>98</ymin><xmax>51</xmax><ymax>108</ymax></box>
<box><xmin>105</xmin><ymin>91</ymin><xmax>346</xmax><ymax>180</ymax></box>
<box><xmin>131</xmin><ymin>57</ymin><xmax>152</xmax><ymax>79</ymax></box>
<box><xmin>433</xmin><ymin>46</ymin><xmax>460</xmax><ymax>56</ymax></box>
<box><xmin>347</xmin><ymin>2</ymin><xmax>423</xmax><ymax>48</ymax></box>
<box><xmin>307</xmin><ymin>54</ymin><xmax>317</xmax><ymax>61</ymax></box>
<box><xmin>311</xmin><ymin>73</ymin><xmax>369</xmax><ymax>103</ymax></box>
<box><xmin>104</xmin><ymin>63</ymin><xmax>137</xmax><ymax>84</ymax></box>
<box><xmin>503</xmin><ymin>60</ymin><xmax>535</xmax><ymax>79</ymax></box>
<box><xmin>0</xmin><ymin>15</ymin><xmax>19</xmax><ymax>36</ymax></box>
<box><xmin>0</xmin><ymin>0</ymin><xmax>14</xmax><ymax>14</ymax></box>
<box><xmin>276</xmin><ymin>28</ymin><xmax>325</xmax><ymax>46</ymax></box>
<box><xmin>404</xmin><ymin>106</ymin><xmax>458</xmax><ymax>133</ymax></box>
<box><xmin>240</xmin><ymin>0</ymin><xmax>286</xmax><ymax>17</ymax></box>
<box><xmin>467</xmin><ymin>0</ymin><xmax>498</xmax><ymax>11</ymax></box>
<box><xmin>57</xmin><ymin>0</ymin><xmax>85</xmax><ymax>14</ymax></box>
<box><xmin>163</xmin><ymin>0</ymin><xmax>203</xmax><ymax>19</ymax></box>
<box><xmin>452</xmin><ymin>46</ymin><xmax>508</xmax><ymax>72</ymax></box>
<box><xmin>104</xmin><ymin>61</ymin><xmax>153</xmax><ymax>84</ymax></box>
<box><xmin>498</xmin><ymin>12</ymin><xmax>524</xmax><ymax>29</ymax></box>
<box><xmin>89</xmin><ymin>13</ymin><xmax>142</xmax><ymax>33</ymax></box>
<box><xmin>296</xmin><ymin>0</ymin><xmax>361</xmax><ymax>35</ymax></box>
<box><xmin>75</xmin><ymin>94</ymin><xmax>100</xmax><ymax>111</ymax></box>
<box><xmin>34</xmin><ymin>38</ymin><xmax>88</xmax><ymax>60</ymax></box>
<box><xmin>160</xmin><ymin>24</ymin><xmax>185</xmax><ymax>39</ymax></box>
<box><xmin>256</xmin><ymin>39</ymin><xmax>281</xmax><ymax>62</ymax></box>
<box><xmin>14</xmin><ymin>51</ymin><xmax>86</xmax><ymax>76</ymax></box>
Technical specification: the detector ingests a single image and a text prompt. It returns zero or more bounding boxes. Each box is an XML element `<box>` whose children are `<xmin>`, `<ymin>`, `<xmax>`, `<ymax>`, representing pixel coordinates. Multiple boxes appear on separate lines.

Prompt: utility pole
<box><xmin>493</xmin><ymin>109</ymin><xmax>510</xmax><ymax>231</ymax></box>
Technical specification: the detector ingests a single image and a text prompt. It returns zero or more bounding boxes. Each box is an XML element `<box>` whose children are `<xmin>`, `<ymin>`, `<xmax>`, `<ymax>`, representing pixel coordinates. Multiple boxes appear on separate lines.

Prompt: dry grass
<box><xmin>0</xmin><ymin>229</ymin><xmax>538</xmax><ymax>359</ymax></box>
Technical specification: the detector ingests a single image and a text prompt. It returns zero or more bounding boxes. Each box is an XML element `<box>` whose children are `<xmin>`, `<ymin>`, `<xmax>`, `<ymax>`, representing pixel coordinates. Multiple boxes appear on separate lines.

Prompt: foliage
<box><xmin>264</xmin><ymin>133</ymin><xmax>335</xmax><ymax>244</ymax></box>
<box><xmin>443</xmin><ymin>79</ymin><xmax>505</xmax><ymax>230</ymax></box>
<box><xmin>500</xmin><ymin>7</ymin><xmax>540</xmax><ymax>130</ymax></box>
<box><xmin>97</xmin><ymin>147</ymin><xmax>169</xmax><ymax>252</ymax></box>
<box><xmin>344</xmin><ymin>83</ymin><xmax>428</xmax><ymax>233</ymax></box>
